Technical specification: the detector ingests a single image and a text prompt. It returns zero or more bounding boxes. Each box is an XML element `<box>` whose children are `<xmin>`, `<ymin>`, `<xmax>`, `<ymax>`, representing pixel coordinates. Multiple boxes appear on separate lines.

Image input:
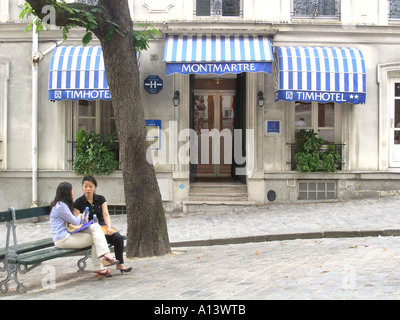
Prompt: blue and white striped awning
<box><xmin>275</xmin><ymin>47</ymin><xmax>366</xmax><ymax>104</ymax></box>
<box><xmin>49</xmin><ymin>46</ymin><xmax>140</xmax><ymax>101</ymax></box>
<box><xmin>164</xmin><ymin>35</ymin><xmax>273</xmax><ymax>75</ymax></box>
<box><xmin>49</xmin><ymin>46</ymin><xmax>110</xmax><ymax>101</ymax></box>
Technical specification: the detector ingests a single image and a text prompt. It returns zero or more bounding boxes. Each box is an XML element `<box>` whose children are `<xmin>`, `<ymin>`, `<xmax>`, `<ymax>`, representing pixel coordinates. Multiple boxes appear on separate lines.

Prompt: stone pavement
<box><xmin>1</xmin><ymin>196</ymin><xmax>400</xmax><ymax>300</ymax></box>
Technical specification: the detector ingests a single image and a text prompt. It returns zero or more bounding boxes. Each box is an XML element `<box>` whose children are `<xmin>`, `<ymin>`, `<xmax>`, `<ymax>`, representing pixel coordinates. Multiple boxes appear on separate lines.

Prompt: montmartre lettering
<box><xmin>181</xmin><ymin>63</ymin><xmax>256</xmax><ymax>74</ymax></box>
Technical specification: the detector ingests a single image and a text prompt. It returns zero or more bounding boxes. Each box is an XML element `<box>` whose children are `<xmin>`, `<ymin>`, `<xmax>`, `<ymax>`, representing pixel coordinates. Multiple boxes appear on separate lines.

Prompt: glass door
<box><xmin>193</xmin><ymin>91</ymin><xmax>236</xmax><ymax>177</ymax></box>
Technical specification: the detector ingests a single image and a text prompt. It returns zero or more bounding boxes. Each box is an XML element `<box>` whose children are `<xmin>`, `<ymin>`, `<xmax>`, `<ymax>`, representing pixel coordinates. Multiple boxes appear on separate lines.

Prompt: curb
<box><xmin>170</xmin><ymin>229</ymin><xmax>400</xmax><ymax>248</ymax></box>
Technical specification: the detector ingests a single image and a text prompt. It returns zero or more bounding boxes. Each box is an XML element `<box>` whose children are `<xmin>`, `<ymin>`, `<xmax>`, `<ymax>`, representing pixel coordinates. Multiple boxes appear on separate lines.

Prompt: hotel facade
<box><xmin>1</xmin><ymin>0</ymin><xmax>400</xmax><ymax>211</ymax></box>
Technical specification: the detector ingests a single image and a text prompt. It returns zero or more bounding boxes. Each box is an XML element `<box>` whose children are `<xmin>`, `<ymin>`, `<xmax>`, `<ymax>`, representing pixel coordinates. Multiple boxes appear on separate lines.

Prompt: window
<box><xmin>196</xmin><ymin>0</ymin><xmax>241</xmax><ymax>17</ymax></box>
<box><xmin>389</xmin><ymin>80</ymin><xmax>400</xmax><ymax>167</ymax></box>
<box><xmin>292</xmin><ymin>0</ymin><xmax>339</xmax><ymax>18</ymax></box>
<box><xmin>291</xmin><ymin>101</ymin><xmax>343</xmax><ymax>171</ymax></box>
<box><xmin>0</xmin><ymin>0</ymin><xmax>9</xmax><ymax>22</ymax></box>
<box><xmin>0</xmin><ymin>61</ymin><xmax>9</xmax><ymax>170</ymax></box>
<box><xmin>389</xmin><ymin>0</ymin><xmax>400</xmax><ymax>19</ymax></box>
<box><xmin>75</xmin><ymin>100</ymin><xmax>115</xmax><ymax>140</ymax></box>
<box><xmin>299</xmin><ymin>181</ymin><xmax>337</xmax><ymax>200</ymax></box>
<box><xmin>69</xmin><ymin>100</ymin><xmax>118</xmax><ymax>169</ymax></box>
<box><xmin>77</xmin><ymin>0</ymin><xmax>98</xmax><ymax>5</ymax></box>
<box><xmin>295</xmin><ymin>102</ymin><xmax>335</xmax><ymax>143</ymax></box>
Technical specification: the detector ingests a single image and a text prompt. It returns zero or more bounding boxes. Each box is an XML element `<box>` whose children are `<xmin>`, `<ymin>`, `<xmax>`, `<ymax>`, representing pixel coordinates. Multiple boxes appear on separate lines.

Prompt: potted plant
<box><xmin>73</xmin><ymin>129</ymin><xmax>119</xmax><ymax>175</ymax></box>
<box><xmin>294</xmin><ymin>129</ymin><xmax>343</xmax><ymax>173</ymax></box>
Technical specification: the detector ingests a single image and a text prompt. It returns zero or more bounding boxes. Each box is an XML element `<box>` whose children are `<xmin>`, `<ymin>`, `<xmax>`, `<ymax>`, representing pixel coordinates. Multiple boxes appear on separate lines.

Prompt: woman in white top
<box><xmin>50</xmin><ymin>182</ymin><xmax>119</xmax><ymax>279</ymax></box>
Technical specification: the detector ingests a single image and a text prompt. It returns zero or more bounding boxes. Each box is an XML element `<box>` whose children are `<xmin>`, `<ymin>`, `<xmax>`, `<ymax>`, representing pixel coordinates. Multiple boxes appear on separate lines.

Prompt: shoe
<box><xmin>102</xmin><ymin>256</ymin><xmax>119</xmax><ymax>267</ymax></box>
<box><xmin>117</xmin><ymin>266</ymin><xmax>132</xmax><ymax>275</ymax></box>
<box><xmin>94</xmin><ymin>269</ymin><xmax>112</xmax><ymax>280</ymax></box>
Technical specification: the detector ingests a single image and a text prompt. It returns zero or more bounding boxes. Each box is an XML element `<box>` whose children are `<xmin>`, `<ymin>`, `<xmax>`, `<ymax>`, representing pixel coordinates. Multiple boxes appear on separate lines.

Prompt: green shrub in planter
<box><xmin>74</xmin><ymin>129</ymin><xmax>119</xmax><ymax>175</ymax></box>
<box><xmin>294</xmin><ymin>129</ymin><xmax>343</xmax><ymax>173</ymax></box>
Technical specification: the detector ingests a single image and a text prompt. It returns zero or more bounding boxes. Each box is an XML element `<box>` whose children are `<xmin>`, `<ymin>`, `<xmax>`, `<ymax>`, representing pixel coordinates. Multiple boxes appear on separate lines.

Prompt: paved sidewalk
<box><xmin>166</xmin><ymin>197</ymin><xmax>400</xmax><ymax>246</ymax></box>
<box><xmin>1</xmin><ymin>196</ymin><xmax>400</xmax><ymax>300</ymax></box>
<box><xmin>2</xmin><ymin>196</ymin><xmax>400</xmax><ymax>248</ymax></box>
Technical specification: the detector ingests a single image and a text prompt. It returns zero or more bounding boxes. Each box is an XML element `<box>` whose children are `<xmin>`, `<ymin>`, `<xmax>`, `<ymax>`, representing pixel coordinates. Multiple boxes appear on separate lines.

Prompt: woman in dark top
<box><xmin>74</xmin><ymin>175</ymin><xmax>132</xmax><ymax>274</ymax></box>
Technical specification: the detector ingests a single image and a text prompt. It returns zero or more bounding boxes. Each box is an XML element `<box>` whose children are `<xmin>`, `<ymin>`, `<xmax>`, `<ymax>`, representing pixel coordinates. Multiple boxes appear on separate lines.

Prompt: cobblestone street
<box><xmin>2</xmin><ymin>197</ymin><xmax>400</xmax><ymax>301</ymax></box>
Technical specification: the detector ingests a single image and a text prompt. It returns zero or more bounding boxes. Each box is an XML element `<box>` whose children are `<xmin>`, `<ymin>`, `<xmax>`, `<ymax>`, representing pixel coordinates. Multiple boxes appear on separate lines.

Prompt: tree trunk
<box><xmin>26</xmin><ymin>0</ymin><xmax>171</xmax><ymax>258</ymax></box>
<box><xmin>93</xmin><ymin>2</ymin><xmax>171</xmax><ymax>258</ymax></box>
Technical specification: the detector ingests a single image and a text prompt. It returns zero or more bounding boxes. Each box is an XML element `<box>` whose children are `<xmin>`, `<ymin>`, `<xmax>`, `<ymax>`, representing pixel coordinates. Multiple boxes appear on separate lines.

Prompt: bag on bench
<box><xmin>66</xmin><ymin>220</ymin><xmax>93</xmax><ymax>234</ymax></box>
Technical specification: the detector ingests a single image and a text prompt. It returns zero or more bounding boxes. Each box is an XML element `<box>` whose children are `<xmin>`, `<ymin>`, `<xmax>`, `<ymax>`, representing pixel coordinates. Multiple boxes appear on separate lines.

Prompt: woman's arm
<box><xmin>101</xmin><ymin>202</ymin><xmax>114</xmax><ymax>235</ymax></box>
<box><xmin>59</xmin><ymin>203</ymin><xmax>82</xmax><ymax>225</ymax></box>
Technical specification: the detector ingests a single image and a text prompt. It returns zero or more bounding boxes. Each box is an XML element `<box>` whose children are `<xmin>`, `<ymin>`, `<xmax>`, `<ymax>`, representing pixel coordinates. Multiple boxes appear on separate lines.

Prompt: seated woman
<box><xmin>50</xmin><ymin>182</ymin><xmax>119</xmax><ymax>279</ymax></box>
<box><xmin>74</xmin><ymin>175</ymin><xmax>132</xmax><ymax>274</ymax></box>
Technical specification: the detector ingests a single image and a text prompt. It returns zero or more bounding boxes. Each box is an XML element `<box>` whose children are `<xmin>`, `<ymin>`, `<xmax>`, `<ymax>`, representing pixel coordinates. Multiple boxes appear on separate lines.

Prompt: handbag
<box><xmin>66</xmin><ymin>220</ymin><xmax>93</xmax><ymax>234</ymax></box>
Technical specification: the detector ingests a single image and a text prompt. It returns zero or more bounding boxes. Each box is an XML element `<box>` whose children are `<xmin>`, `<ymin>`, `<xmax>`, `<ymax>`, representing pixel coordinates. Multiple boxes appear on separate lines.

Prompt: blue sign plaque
<box><xmin>144</xmin><ymin>75</ymin><xmax>163</xmax><ymax>94</ymax></box>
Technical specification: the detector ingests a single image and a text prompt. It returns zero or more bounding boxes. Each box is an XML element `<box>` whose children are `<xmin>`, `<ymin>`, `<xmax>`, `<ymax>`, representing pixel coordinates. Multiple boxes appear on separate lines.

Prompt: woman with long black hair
<box><xmin>50</xmin><ymin>182</ymin><xmax>119</xmax><ymax>279</ymax></box>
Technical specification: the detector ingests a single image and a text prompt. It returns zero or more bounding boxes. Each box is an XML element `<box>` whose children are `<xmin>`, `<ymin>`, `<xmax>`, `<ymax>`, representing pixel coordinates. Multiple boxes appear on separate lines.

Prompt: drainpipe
<box><xmin>31</xmin><ymin>20</ymin><xmax>39</xmax><ymax>208</ymax></box>
<box><xmin>31</xmin><ymin>19</ymin><xmax>63</xmax><ymax>208</ymax></box>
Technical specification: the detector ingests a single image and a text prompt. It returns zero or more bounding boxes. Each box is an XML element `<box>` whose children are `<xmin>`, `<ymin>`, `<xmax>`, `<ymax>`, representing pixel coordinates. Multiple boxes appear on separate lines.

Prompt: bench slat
<box><xmin>0</xmin><ymin>206</ymin><xmax>50</xmax><ymax>223</ymax></box>
<box><xmin>0</xmin><ymin>238</ymin><xmax>54</xmax><ymax>260</ymax></box>
<box><xmin>8</xmin><ymin>246</ymin><xmax>91</xmax><ymax>265</ymax></box>
<box><xmin>0</xmin><ymin>210</ymin><xmax>12</xmax><ymax>223</ymax></box>
<box><xmin>15</xmin><ymin>206</ymin><xmax>50</xmax><ymax>220</ymax></box>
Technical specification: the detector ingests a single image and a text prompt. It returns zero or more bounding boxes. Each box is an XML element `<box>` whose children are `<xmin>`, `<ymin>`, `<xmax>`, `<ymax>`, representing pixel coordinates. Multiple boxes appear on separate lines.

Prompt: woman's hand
<box><xmin>106</xmin><ymin>226</ymin><xmax>114</xmax><ymax>236</ymax></box>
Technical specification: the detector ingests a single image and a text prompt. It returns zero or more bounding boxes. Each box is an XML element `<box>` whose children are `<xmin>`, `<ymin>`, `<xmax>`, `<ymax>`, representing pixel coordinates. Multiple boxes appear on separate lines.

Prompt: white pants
<box><xmin>54</xmin><ymin>223</ymin><xmax>110</xmax><ymax>271</ymax></box>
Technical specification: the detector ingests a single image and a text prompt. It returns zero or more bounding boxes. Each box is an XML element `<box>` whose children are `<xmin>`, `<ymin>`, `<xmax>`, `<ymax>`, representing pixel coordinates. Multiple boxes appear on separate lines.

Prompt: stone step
<box><xmin>190</xmin><ymin>182</ymin><xmax>246</xmax><ymax>189</ymax></box>
<box><xmin>189</xmin><ymin>182</ymin><xmax>248</xmax><ymax>201</ymax></box>
<box><xmin>182</xmin><ymin>200</ymin><xmax>257</xmax><ymax>213</ymax></box>
<box><xmin>189</xmin><ymin>196</ymin><xmax>249</xmax><ymax>201</ymax></box>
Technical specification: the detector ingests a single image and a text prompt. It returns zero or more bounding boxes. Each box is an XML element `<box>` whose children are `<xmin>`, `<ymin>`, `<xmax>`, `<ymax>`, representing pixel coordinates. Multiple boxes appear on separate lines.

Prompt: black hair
<box><xmin>82</xmin><ymin>175</ymin><xmax>97</xmax><ymax>187</ymax></box>
<box><xmin>50</xmin><ymin>182</ymin><xmax>74</xmax><ymax>212</ymax></box>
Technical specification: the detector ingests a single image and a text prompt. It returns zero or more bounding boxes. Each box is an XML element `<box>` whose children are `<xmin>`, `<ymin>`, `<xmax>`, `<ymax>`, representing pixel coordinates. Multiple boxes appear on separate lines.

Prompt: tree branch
<box><xmin>26</xmin><ymin>0</ymin><xmax>99</xmax><ymax>29</ymax></box>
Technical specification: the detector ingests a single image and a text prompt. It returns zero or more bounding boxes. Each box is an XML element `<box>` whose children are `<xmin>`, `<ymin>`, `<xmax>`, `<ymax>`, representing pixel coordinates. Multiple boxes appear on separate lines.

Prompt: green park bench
<box><xmin>0</xmin><ymin>206</ymin><xmax>94</xmax><ymax>294</ymax></box>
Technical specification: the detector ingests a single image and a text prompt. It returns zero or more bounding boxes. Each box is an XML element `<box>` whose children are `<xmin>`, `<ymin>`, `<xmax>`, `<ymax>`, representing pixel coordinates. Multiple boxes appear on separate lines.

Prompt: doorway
<box><xmin>190</xmin><ymin>75</ymin><xmax>246</xmax><ymax>182</ymax></box>
<box><xmin>193</xmin><ymin>90</ymin><xmax>236</xmax><ymax>177</ymax></box>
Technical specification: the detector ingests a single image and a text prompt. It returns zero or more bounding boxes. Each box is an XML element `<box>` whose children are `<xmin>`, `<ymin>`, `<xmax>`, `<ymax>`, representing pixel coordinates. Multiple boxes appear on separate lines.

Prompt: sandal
<box><xmin>117</xmin><ymin>265</ymin><xmax>133</xmax><ymax>275</ymax></box>
<box><xmin>102</xmin><ymin>255</ymin><xmax>119</xmax><ymax>267</ymax></box>
<box><xmin>94</xmin><ymin>269</ymin><xmax>112</xmax><ymax>280</ymax></box>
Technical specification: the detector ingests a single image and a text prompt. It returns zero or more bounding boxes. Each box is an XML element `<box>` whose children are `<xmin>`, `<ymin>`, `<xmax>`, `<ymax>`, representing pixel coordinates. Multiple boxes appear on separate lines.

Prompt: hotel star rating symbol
<box><xmin>349</xmin><ymin>94</ymin><xmax>359</xmax><ymax>100</ymax></box>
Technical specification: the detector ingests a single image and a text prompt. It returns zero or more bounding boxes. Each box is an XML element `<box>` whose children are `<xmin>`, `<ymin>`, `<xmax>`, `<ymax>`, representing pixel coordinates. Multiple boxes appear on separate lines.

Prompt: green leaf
<box><xmin>82</xmin><ymin>31</ymin><xmax>93</xmax><ymax>46</ymax></box>
<box><xmin>73</xmin><ymin>129</ymin><xmax>119</xmax><ymax>176</ymax></box>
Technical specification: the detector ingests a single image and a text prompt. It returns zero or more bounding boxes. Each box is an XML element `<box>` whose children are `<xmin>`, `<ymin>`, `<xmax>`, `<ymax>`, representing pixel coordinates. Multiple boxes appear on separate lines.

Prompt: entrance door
<box><xmin>389</xmin><ymin>80</ymin><xmax>400</xmax><ymax>167</ymax></box>
<box><xmin>193</xmin><ymin>91</ymin><xmax>236</xmax><ymax>177</ymax></box>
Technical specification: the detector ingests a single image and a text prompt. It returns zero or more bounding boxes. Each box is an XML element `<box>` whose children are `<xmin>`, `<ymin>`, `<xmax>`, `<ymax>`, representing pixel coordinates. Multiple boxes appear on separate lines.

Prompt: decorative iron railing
<box><xmin>67</xmin><ymin>140</ymin><xmax>121</xmax><ymax>171</ymax></box>
<box><xmin>292</xmin><ymin>0</ymin><xmax>340</xmax><ymax>18</ymax></box>
<box><xmin>287</xmin><ymin>143</ymin><xmax>345</xmax><ymax>171</ymax></box>
<box><xmin>196</xmin><ymin>0</ymin><xmax>241</xmax><ymax>17</ymax></box>
<box><xmin>77</xmin><ymin>0</ymin><xmax>99</xmax><ymax>5</ymax></box>
<box><xmin>389</xmin><ymin>0</ymin><xmax>400</xmax><ymax>18</ymax></box>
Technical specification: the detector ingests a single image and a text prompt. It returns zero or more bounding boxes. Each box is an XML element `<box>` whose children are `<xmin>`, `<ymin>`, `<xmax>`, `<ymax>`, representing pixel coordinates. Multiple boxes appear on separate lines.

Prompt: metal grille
<box><xmin>222</xmin><ymin>0</ymin><xmax>240</xmax><ymax>16</ymax></box>
<box><xmin>108</xmin><ymin>205</ymin><xmax>127</xmax><ymax>216</ymax></box>
<box><xmin>287</xmin><ymin>143</ymin><xmax>344</xmax><ymax>171</ymax></box>
<box><xmin>77</xmin><ymin>0</ymin><xmax>99</xmax><ymax>5</ymax></box>
<box><xmin>389</xmin><ymin>0</ymin><xmax>400</xmax><ymax>18</ymax></box>
<box><xmin>196</xmin><ymin>0</ymin><xmax>241</xmax><ymax>17</ymax></box>
<box><xmin>293</xmin><ymin>0</ymin><xmax>339</xmax><ymax>17</ymax></box>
